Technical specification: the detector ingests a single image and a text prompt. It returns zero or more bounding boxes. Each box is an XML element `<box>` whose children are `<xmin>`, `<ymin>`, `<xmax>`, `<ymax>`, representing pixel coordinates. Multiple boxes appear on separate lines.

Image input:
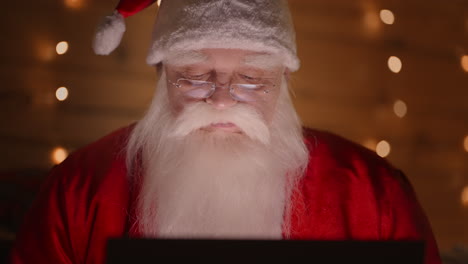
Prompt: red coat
<box><xmin>10</xmin><ymin>126</ymin><xmax>441</xmax><ymax>264</ymax></box>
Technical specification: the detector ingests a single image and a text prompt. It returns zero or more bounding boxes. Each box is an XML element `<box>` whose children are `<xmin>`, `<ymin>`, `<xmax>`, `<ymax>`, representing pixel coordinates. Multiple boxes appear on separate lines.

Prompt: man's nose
<box><xmin>205</xmin><ymin>85</ymin><xmax>237</xmax><ymax>109</ymax></box>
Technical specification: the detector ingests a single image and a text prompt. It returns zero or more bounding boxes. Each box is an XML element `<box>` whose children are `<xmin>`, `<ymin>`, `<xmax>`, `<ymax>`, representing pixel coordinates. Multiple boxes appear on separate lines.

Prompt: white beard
<box><xmin>126</xmin><ymin>71</ymin><xmax>309</xmax><ymax>239</ymax></box>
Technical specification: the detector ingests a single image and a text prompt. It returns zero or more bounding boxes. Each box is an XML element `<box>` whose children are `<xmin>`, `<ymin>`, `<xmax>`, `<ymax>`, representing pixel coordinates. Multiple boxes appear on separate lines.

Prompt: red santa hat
<box><xmin>93</xmin><ymin>0</ymin><xmax>300</xmax><ymax>71</ymax></box>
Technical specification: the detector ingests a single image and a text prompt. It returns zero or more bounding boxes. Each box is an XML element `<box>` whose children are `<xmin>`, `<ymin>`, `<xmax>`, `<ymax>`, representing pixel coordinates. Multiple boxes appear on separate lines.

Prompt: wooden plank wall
<box><xmin>0</xmin><ymin>0</ymin><xmax>467</xmax><ymax>251</ymax></box>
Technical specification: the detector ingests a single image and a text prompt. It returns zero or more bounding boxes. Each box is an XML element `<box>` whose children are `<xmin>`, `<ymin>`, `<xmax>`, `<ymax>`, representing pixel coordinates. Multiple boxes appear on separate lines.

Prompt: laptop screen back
<box><xmin>106</xmin><ymin>238</ymin><xmax>424</xmax><ymax>264</ymax></box>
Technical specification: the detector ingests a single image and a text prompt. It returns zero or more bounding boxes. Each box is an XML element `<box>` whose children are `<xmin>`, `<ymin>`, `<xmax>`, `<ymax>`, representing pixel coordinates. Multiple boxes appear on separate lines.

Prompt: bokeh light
<box><xmin>35</xmin><ymin>37</ymin><xmax>55</xmax><ymax>62</ymax></box>
<box><xmin>461</xmin><ymin>55</ymin><xmax>468</xmax><ymax>73</ymax></box>
<box><xmin>361</xmin><ymin>2</ymin><xmax>382</xmax><ymax>38</ymax></box>
<box><xmin>462</xmin><ymin>186</ymin><xmax>468</xmax><ymax>207</ymax></box>
<box><xmin>55</xmin><ymin>87</ymin><xmax>69</xmax><ymax>101</ymax></box>
<box><xmin>379</xmin><ymin>9</ymin><xmax>395</xmax><ymax>25</ymax></box>
<box><xmin>51</xmin><ymin>147</ymin><xmax>68</xmax><ymax>165</ymax></box>
<box><xmin>388</xmin><ymin>56</ymin><xmax>402</xmax><ymax>73</ymax></box>
<box><xmin>363</xmin><ymin>11</ymin><xmax>380</xmax><ymax>35</ymax></box>
<box><xmin>463</xmin><ymin>135</ymin><xmax>468</xmax><ymax>152</ymax></box>
<box><xmin>393</xmin><ymin>99</ymin><xmax>407</xmax><ymax>118</ymax></box>
<box><xmin>362</xmin><ymin>138</ymin><xmax>377</xmax><ymax>151</ymax></box>
<box><xmin>64</xmin><ymin>0</ymin><xmax>84</xmax><ymax>10</ymax></box>
<box><xmin>56</xmin><ymin>41</ymin><xmax>69</xmax><ymax>55</ymax></box>
<box><xmin>157</xmin><ymin>0</ymin><xmax>162</xmax><ymax>7</ymax></box>
<box><xmin>376</xmin><ymin>140</ymin><xmax>391</xmax><ymax>157</ymax></box>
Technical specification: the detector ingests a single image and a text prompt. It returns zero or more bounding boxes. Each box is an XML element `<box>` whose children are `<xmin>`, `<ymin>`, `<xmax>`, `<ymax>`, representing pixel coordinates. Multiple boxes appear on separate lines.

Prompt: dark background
<box><xmin>0</xmin><ymin>0</ymin><xmax>467</xmax><ymax>257</ymax></box>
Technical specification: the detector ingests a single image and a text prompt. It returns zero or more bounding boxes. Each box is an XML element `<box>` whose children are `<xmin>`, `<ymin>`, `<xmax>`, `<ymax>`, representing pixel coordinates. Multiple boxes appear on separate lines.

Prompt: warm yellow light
<box><xmin>362</xmin><ymin>138</ymin><xmax>377</xmax><ymax>151</ymax></box>
<box><xmin>379</xmin><ymin>9</ymin><xmax>395</xmax><ymax>25</ymax></box>
<box><xmin>462</xmin><ymin>186</ymin><xmax>468</xmax><ymax>207</ymax></box>
<box><xmin>55</xmin><ymin>87</ymin><xmax>69</xmax><ymax>101</ymax></box>
<box><xmin>64</xmin><ymin>0</ymin><xmax>84</xmax><ymax>9</ymax></box>
<box><xmin>376</xmin><ymin>140</ymin><xmax>391</xmax><ymax>157</ymax></box>
<box><xmin>361</xmin><ymin>2</ymin><xmax>382</xmax><ymax>38</ymax></box>
<box><xmin>364</xmin><ymin>11</ymin><xmax>380</xmax><ymax>33</ymax></box>
<box><xmin>35</xmin><ymin>37</ymin><xmax>56</xmax><ymax>62</ymax></box>
<box><xmin>157</xmin><ymin>0</ymin><xmax>161</xmax><ymax>6</ymax></box>
<box><xmin>463</xmin><ymin>135</ymin><xmax>468</xmax><ymax>152</ymax></box>
<box><xmin>388</xmin><ymin>56</ymin><xmax>402</xmax><ymax>73</ymax></box>
<box><xmin>51</xmin><ymin>147</ymin><xmax>68</xmax><ymax>165</ymax></box>
<box><xmin>393</xmin><ymin>100</ymin><xmax>407</xmax><ymax>118</ymax></box>
<box><xmin>461</xmin><ymin>55</ymin><xmax>468</xmax><ymax>73</ymax></box>
<box><xmin>56</xmin><ymin>41</ymin><xmax>69</xmax><ymax>55</ymax></box>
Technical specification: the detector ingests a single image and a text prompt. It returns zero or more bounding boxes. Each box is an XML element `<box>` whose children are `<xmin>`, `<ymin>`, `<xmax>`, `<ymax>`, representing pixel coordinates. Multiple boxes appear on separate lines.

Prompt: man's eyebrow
<box><xmin>164</xmin><ymin>50</ymin><xmax>209</xmax><ymax>66</ymax></box>
<box><xmin>242</xmin><ymin>54</ymin><xmax>282</xmax><ymax>70</ymax></box>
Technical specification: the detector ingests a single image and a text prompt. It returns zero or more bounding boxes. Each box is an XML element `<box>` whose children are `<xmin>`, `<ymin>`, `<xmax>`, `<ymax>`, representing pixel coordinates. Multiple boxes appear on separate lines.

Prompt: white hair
<box><xmin>169</xmin><ymin>102</ymin><xmax>271</xmax><ymax>145</ymax></box>
<box><xmin>126</xmin><ymin>69</ymin><xmax>309</xmax><ymax>239</ymax></box>
<box><xmin>242</xmin><ymin>53</ymin><xmax>283</xmax><ymax>71</ymax></box>
<box><xmin>164</xmin><ymin>50</ymin><xmax>208</xmax><ymax>67</ymax></box>
<box><xmin>164</xmin><ymin>50</ymin><xmax>284</xmax><ymax>71</ymax></box>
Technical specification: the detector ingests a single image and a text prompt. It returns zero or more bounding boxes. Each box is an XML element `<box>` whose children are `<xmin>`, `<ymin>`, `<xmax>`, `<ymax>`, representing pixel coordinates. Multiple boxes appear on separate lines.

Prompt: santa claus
<box><xmin>10</xmin><ymin>0</ymin><xmax>441</xmax><ymax>263</ymax></box>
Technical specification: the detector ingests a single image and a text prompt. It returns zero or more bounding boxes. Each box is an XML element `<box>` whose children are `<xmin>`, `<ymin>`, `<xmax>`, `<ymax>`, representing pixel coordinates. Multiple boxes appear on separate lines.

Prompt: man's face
<box><xmin>133</xmin><ymin>50</ymin><xmax>309</xmax><ymax>239</ymax></box>
<box><xmin>164</xmin><ymin>48</ymin><xmax>285</xmax><ymax>133</ymax></box>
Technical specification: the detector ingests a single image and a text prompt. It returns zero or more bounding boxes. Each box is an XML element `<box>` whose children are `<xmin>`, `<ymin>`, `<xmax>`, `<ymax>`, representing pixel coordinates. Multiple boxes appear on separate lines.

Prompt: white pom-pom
<box><xmin>93</xmin><ymin>11</ymin><xmax>126</xmax><ymax>55</ymax></box>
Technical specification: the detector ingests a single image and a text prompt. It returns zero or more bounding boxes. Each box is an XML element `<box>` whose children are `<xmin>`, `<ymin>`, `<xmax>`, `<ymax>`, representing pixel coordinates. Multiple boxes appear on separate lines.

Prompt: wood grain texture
<box><xmin>0</xmin><ymin>0</ymin><xmax>467</xmax><ymax>251</ymax></box>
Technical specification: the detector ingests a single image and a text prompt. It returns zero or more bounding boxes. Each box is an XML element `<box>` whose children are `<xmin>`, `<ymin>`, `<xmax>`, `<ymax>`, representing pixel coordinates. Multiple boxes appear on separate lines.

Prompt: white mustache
<box><xmin>169</xmin><ymin>102</ymin><xmax>271</xmax><ymax>145</ymax></box>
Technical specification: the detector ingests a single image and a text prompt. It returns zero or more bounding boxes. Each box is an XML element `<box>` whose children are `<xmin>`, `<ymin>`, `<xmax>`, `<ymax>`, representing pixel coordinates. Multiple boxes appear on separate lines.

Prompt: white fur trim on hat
<box><xmin>93</xmin><ymin>11</ymin><xmax>126</xmax><ymax>55</ymax></box>
<box><xmin>146</xmin><ymin>0</ymin><xmax>300</xmax><ymax>71</ymax></box>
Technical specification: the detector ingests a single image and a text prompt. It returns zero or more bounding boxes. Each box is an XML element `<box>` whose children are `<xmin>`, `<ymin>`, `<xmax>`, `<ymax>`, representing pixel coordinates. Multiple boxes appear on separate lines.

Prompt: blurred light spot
<box><xmin>157</xmin><ymin>0</ymin><xmax>161</xmax><ymax>6</ymax></box>
<box><xmin>388</xmin><ymin>56</ymin><xmax>402</xmax><ymax>73</ymax></box>
<box><xmin>65</xmin><ymin>0</ymin><xmax>84</xmax><ymax>9</ymax></box>
<box><xmin>464</xmin><ymin>135</ymin><xmax>468</xmax><ymax>152</ymax></box>
<box><xmin>393</xmin><ymin>100</ymin><xmax>407</xmax><ymax>118</ymax></box>
<box><xmin>56</xmin><ymin>41</ymin><xmax>69</xmax><ymax>55</ymax></box>
<box><xmin>362</xmin><ymin>138</ymin><xmax>377</xmax><ymax>151</ymax></box>
<box><xmin>361</xmin><ymin>2</ymin><xmax>382</xmax><ymax>38</ymax></box>
<box><xmin>462</xmin><ymin>186</ymin><xmax>468</xmax><ymax>207</ymax></box>
<box><xmin>56</xmin><ymin>87</ymin><xmax>69</xmax><ymax>101</ymax></box>
<box><xmin>461</xmin><ymin>55</ymin><xmax>468</xmax><ymax>73</ymax></box>
<box><xmin>379</xmin><ymin>9</ymin><xmax>395</xmax><ymax>25</ymax></box>
<box><xmin>52</xmin><ymin>147</ymin><xmax>68</xmax><ymax>165</ymax></box>
<box><xmin>36</xmin><ymin>39</ymin><xmax>55</xmax><ymax>62</ymax></box>
<box><xmin>376</xmin><ymin>140</ymin><xmax>391</xmax><ymax>157</ymax></box>
<box><xmin>364</xmin><ymin>11</ymin><xmax>380</xmax><ymax>34</ymax></box>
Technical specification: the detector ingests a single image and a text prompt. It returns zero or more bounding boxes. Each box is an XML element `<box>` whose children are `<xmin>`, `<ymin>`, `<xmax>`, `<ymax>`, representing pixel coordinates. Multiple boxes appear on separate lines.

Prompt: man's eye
<box><xmin>241</xmin><ymin>74</ymin><xmax>259</xmax><ymax>81</ymax></box>
<box><xmin>191</xmin><ymin>74</ymin><xmax>205</xmax><ymax>78</ymax></box>
<box><xmin>186</xmin><ymin>73</ymin><xmax>208</xmax><ymax>80</ymax></box>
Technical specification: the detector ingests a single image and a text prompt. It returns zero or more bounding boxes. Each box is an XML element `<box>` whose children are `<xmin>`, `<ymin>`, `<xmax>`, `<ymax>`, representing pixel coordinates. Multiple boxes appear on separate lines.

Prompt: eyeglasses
<box><xmin>169</xmin><ymin>78</ymin><xmax>275</xmax><ymax>102</ymax></box>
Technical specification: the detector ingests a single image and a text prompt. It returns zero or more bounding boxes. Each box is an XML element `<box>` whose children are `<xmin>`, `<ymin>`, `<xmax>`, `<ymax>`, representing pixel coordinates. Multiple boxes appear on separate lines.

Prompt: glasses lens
<box><xmin>231</xmin><ymin>84</ymin><xmax>269</xmax><ymax>102</ymax></box>
<box><xmin>177</xmin><ymin>79</ymin><xmax>214</xmax><ymax>98</ymax></box>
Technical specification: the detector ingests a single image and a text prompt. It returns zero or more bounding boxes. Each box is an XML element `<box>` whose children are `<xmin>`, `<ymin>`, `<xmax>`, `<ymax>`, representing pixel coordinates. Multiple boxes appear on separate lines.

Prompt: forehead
<box><xmin>164</xmin><ymin>49</ymin><xmax>283</xmax><ymax>71</ymax></box>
